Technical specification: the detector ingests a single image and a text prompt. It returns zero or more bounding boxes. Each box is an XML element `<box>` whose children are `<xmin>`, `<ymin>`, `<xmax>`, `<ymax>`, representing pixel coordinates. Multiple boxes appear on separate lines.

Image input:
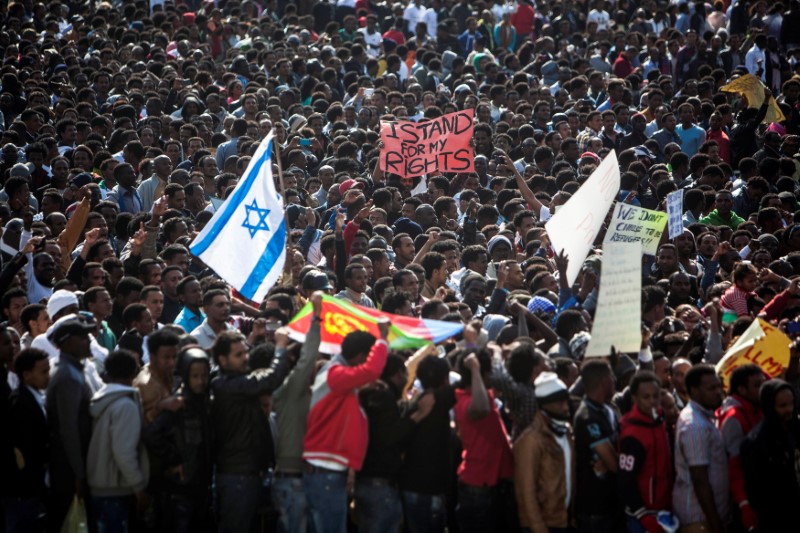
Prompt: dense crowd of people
<box><xmin>3</xmin><ymin>0</ymin><xmax>800</xmax><ymax>532</ymax></box>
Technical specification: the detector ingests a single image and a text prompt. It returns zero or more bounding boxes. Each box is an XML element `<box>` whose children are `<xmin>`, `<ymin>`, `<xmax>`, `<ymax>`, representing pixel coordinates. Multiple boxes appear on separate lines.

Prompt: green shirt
<box><xmin>699</xmin><ymin>209</ymin><xmax>745</xmax><ymax>229</ymax></box>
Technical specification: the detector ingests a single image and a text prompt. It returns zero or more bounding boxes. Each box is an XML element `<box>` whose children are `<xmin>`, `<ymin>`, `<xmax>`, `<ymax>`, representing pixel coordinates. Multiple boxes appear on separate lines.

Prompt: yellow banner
<box><xmin>720</xmin><ymin>74</ymin><xmax>786</xmax><ymax>124</ymax></box>
<box><xmin>716</xmin><ymin>318</ymin><xmax>790</xmax><ymax>388</ymax></box>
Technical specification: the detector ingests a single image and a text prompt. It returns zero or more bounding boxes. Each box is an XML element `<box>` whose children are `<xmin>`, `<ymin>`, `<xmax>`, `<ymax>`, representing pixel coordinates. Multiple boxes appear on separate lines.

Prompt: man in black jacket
<box><xmin>355</xmin><ymin>353</ymin><xmax>435</xmax><ymax>533</ymax></box>
<box><xmin>144</xmin><ymin>348</ymin><xmax>212</xmax><ymax>532</ymax></box>
<box><xmin>210</xmin><ymin>329</ymin><xmax>291</xmax><ymax>533</ymax></box>
<box><xmin>45</xmin><ymin>315</ymin><xmax>99</xmax><ymax>532</ymax></box>
<box><xmin>741</xmin><ymin>379</ymin><xmax>800</xmax><ymax>532</ymax></box>
<box><xmin>730</xmin><ymin>85</ymin><xmax>772</xmax><ymax>167</ymax></box>
<box><xmin>4</xmin><ymin>348</ymin><xmax>50</xmax><ymax>531</ymax></box>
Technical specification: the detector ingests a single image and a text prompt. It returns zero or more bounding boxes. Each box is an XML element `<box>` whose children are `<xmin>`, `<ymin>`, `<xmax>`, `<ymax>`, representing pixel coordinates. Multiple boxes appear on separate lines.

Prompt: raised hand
<box><xmin>377</xmin><ymin>317</ymin><xmax>391</xmax><ymax>339</ymax></box>
<box><xmin>84</xmin><ymin>227</ymin><xmax>102</xmax><ymax>246</ymax></box>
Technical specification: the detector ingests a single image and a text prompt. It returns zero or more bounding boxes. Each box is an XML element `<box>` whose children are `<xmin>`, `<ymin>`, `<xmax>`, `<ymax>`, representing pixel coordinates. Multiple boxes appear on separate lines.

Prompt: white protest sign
<box><xmin>411</xmin><ymin>174</ymin><xmax>428</xmax><ymax>196</ymax></box>
<box><xmin>666</xmin><ymin>190</ymin><xmax>683</xmax><ymax>239</ymax></box>
<box><xmin>545</xmin><ymin>150</ymin><xmax>620</xmax><ymax>286</ymax></box>
<box><xmin>603</xmin><ymin>202</ymin><xmax>668</xmax><ymax>255</ymax></box>
<box><xmin>585</xmin><ymin>241</ymin><xmax>642</xmax><ymax>357</ymax></box>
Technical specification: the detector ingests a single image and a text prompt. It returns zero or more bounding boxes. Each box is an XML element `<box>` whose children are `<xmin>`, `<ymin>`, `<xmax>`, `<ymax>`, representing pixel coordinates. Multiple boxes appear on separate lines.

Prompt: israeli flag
<box><xmin>190</xmin><ymin>132</ymin><xmax>286</xmax><ymax>303</ymax></box>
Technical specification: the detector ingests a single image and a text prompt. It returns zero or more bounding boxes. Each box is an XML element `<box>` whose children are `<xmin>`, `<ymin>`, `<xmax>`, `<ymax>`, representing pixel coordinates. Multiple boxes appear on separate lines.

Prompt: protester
<box><xmin>86</xmin><ymin>350</ymin><xmax>149</xmax><ymax>533</ymax></box>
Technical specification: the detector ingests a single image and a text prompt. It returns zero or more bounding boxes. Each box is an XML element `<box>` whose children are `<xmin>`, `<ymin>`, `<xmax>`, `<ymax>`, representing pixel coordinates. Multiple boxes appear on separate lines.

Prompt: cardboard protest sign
<box><xmin>545</xmin><ymin>150</ymin><xmax>620</xmax><ymax>286</ymax></box>
<box><xmin>380</xmin><ymin>109</ymin><xmax>475</xmax><ymax>178</ymax></box>
<box><xmin>603</xmin><ymin>203</ymin><xmax>667</xmax><ymax>256</ymax></box>
<box><xmin>666</xmin><ymin>190</ymin><xmax>684</xmax><ymax>239</ymax></box>
<box><xmin>716</xmin><ymin>318</ymin><xmax>791</xmax><ymax>388</ymax></box>
<box><xmin>585</xmin><ymin>241</ymin><xmax>642</xmax><ymax>357</ymax></box>
<box><xmin>720</xmin><ymin>74</ymin><xmax>785</xmax><ymax>124</ymax></box>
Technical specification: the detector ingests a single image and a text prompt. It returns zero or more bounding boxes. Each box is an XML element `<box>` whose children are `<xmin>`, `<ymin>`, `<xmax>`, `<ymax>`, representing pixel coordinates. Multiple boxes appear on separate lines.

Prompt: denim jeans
<box><xmin>455</xmin><ymin>483</ymin><xmax>496</xmax><ymax>533</ymax></box>
<box><xmin>216</xmin><ymin>473</ymin><xmax>262</xmax><ymax>533</ymax></box>
<box><xmin>2</xmin><ymin>497</ymin><xmax>45</xmax><ymax>533</ymax></box>
<box><xmin>92</xmin><ymin>495</ymin><xmax>132</xmax><ymax>533</ymax></box>
<box><xmin>271</xmin><ymin>475</ymin><xmax>307</xmax><ymax>533</ymax></box>
<box><xmin>401</xmin><ymin>490</ymin><xmax>447</xmax><ymax>533</ymax></box>
<box><xmin>303</xmin><ymin>469</ymin><xmax>348</xmax><ymax>533</ymax></box>
<box><xmin>353</xmin><ymin>479</ymin><xmax>401</xmax><ymax>533</ymax></box>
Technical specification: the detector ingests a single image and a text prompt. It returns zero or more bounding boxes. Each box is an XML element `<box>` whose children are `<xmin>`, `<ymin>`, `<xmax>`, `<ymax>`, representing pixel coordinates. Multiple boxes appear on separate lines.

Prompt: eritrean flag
<box><xmin>287</xmin><ymin>295</ymin><xmax>464</xmax><ymax>354</ymax></box>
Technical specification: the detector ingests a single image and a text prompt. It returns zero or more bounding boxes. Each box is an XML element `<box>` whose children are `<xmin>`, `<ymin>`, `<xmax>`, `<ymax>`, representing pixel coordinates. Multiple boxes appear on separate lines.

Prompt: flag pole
<box><xmin>271</xmin><ymin>135</ymin><xmax>292</xmax><ymax>236</ymax></box>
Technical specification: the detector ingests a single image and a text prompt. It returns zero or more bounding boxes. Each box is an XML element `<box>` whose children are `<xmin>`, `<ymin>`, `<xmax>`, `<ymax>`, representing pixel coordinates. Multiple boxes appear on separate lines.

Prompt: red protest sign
<box><xmin>380</xmin><ymin>109</ymin><xmax>475</xmax><ymax>178</ymax></box>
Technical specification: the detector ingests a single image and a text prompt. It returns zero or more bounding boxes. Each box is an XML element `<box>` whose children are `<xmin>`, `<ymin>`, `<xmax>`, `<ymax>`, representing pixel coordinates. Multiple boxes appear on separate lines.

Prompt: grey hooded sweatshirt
<box><xmin>87</xmin><ymin>384</ymin><xmax>150</xmax><ymax>497</ymax></box>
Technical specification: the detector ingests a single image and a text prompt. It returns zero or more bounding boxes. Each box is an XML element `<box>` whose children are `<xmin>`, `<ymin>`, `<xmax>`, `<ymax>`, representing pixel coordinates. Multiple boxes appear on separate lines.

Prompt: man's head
<box><xmin>47</xmin><ymin>290</ymin><xmax>80</xmax><ymax>321</ymax></box>
<box><xmin>685</xmin><ymin>364</ymin><xmax>723</xmax><ymax>410</ymax></box>
<box><xmin>341</xmin><ymin>330</ymin><xmax>377</xmax><ymax>366</ymax></box>
<box><xmin>630</xmin><ymin>370</ymin><xmax>661</xmax><ymax>419</ymax></box>
<box><xmin>104</xmin><ymin>350</ymin><xmax>140</xmax><ymax>385</ymax></box>
<box><xmin>420</xmin><ymin>251</ymin><xmax>447</xmax><ymax>285</ymax></box>
<box><xmin>761</xmin><ymin>379</ymin><xmax>796</xmax><ymax>427</ymax></box>
<box><xmin>33</xmin><ymin>253</ymin><xmax>56</xmax><ymax>287</ymax></box>
<box><xmin>2</xmin><ymin>287</ymin><xmax>27</xmax><ymax>325</ymax></box>
<box><xmin>84</xmin><ymin>287</ymin><xmax>113</xmax><ymax>322</ymax></box>
<box><xmin>534</xmin><ymin>371</ymin><xmax>570</xmax><ymax>421</ymax></box>
<box><xmin>13</xmin><ymin>348</ymin><xmax>50</xmax><ymax>390</ymax></box>
<box><xmin>20</xmin><ymin>304</ymin><xmax>50</xmax><ymax>337</ymax></box>
<box><xmin>728</xmin><ymin>363</ymin><xmax>766</xmax><ymax>407</ymax></box>
<box><xmin>212</xmin><ymin>330</ymin><xmax>249</xmax><ymax>374</ymax></box>
<box><xmin>714</xmin><ymin>190</ymin><xmax>733</xmax><ymax>215</ymax></box>
<box><xmin>123</xmin><ymin>303</ymin><xmax>153</xmax><ymax>336</ymax></box>
<box><xmin>146</xmin><ymin>329</ymin><xmax>180</xmax><ymax>377</ymax></box>
<box><xmin>581</xmin><ymin>359</ymin><xmax>615</xmax><ymax>403</ymax></box>
<box><xmin>507</xmin><ymin>342</ymin><xmax>548</xmax><ymax>385</ymax></box>
<box><xmin>50</xmin><ymin>314</ymin><xmax>95</xmax><ymax>358</ymax></box>
<box><xmin>140</xmin><ymin>285</ymin><xmax>164</xmax><ymax>324</ymax></box>
<box><xmin>203</xmin><ymin>289</ymin><xmax>231</xmax><ymax>323</ymax></box>
<box><xmin>344</xmin><ymin>263</ymin><xmax>368</xmax><ymax>294</ymax></box>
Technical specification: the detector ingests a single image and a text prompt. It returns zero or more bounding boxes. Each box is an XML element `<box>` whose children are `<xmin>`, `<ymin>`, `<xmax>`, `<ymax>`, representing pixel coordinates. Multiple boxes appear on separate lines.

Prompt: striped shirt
<box><xmin>673</xmin><ymin>400</ymin><xmax>730</xmax><ymax>525</ymax></box>
<box><xmin>720</xmin><ymin>285</ymin><xmax>753</xmax><ymax>318</ymax></box>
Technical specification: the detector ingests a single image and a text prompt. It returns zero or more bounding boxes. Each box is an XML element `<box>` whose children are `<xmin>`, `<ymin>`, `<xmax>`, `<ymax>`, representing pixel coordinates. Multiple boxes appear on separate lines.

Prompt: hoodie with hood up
<box><xmin>87</xmin><ymin>383</ymin><xmax>150</xmax><ymax>497</ymax></box>
<box><xmin>741</xmin><ymin>379</ymin><xmax>800</xmax><ymax>532</ymax></box>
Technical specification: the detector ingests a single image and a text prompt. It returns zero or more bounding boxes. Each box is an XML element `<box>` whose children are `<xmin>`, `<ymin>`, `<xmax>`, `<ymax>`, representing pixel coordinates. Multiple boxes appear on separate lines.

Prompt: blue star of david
<box><xmin>242</xmin><ymin>199</ymin><xmax>271</xmax><ymax>238</ymax></box>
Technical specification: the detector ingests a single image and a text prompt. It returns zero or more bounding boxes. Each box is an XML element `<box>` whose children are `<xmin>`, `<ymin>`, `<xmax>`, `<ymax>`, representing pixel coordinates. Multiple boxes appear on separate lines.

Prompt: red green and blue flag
<box><xmin>287</xmin><ymin>295</ymin><xmax>464</xmax><ymax>354</ymax></box>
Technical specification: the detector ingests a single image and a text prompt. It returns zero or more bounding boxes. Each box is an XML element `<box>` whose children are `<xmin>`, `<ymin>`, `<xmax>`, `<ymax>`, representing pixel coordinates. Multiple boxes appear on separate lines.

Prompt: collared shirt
<box><xmin>334</xmin><ymin>288</ymin><xmax>375</xmax><ymax>308</ymax></box>
<box><xmin>576</xmin><ymin>127</ymin><xmax>600</xmax><ymax>153</ymax></box>
<box><xmin>109</xmin><ymin>185</ymin><xmax>143</xmax><ymax>214</ymax></box>
<box><xmin>190</xmin><ymin>319</ymin><xmax>235</xmax><ymax>349</ymax></box>
<box><xmin>175</xmin><ymin>306</ymin><xmax>206</xmax><ymax>334</ymax></box>
<box><xmin>673</xmin><ymin>400</ymin><xmax>730</xmax><ymax>525</ymax></box>
<box><xmin>682</xmin><ymin>210</ymin><xmax>699</xmax><ymax>228</ymax></box>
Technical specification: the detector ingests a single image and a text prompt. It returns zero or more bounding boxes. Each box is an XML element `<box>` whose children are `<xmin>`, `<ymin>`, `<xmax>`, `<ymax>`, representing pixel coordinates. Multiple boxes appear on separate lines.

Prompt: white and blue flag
<box><xmin>190</xmin><ymin>132</ymin><xmax>286</xmax><ymax>303</ymax></box>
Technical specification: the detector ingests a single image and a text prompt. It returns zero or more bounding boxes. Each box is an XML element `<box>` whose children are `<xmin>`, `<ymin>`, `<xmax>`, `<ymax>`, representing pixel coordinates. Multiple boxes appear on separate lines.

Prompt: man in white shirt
<box><xmin>358</xmin><ymin>14</ymin><xmax>383</xmax><ymax>57</ymax></box>
<box><xmin>587</xmin><ymin>0</ymin><xmax>611</xmax><ymax>31</ymax></box>
<box><xmin>745</xmin><ymin>34</ymin><xmax>767</xmax><ymax>82</ymax></box>
<box><xmin>403</xmin><ymin>0</ymin><xmax>427</xmax><ymax>34</ymax></box>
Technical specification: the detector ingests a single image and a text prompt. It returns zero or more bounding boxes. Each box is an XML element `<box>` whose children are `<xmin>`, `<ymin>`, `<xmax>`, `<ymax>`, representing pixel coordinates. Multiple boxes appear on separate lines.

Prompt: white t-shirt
<box><xmin>358</xmin><ymin>28</ymin><xmax>382</xmax><ymax>57</ymax></box>
<box><xmin>403</xmin><ymin>4</ymin><xmax>427</xmax><ymax>34</ymax></box>
<box><xmin>587</xmin><ymin>9</ymin><xmax>611</xmax><ymax>30</ymax></box>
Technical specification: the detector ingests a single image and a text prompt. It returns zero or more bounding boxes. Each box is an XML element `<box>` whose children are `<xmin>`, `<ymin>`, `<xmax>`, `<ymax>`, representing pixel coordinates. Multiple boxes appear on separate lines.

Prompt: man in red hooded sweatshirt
<box><xmin>716</xmin><ymin>364</ymin><xmax>764</xmax><ymax>532</ymax></box>
<box><xmin>618</xmin><ymin>371</ymin><xmax>673</xmax><ymax>533</ymax></box>
<box><xmin>302</xmin><ymin>318</ymin><xmax>390</xmax><ymax>533</ymax></box>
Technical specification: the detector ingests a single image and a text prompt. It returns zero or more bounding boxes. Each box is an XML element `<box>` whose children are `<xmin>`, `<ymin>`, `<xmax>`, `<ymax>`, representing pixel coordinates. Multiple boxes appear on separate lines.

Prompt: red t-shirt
<box><xmin>382</xmin><ymin>29</ymin><xmax>406</xmax><ymax>46</ymax></box>
<box><xmin>453</xmin><ymin>388</ymin><xmax>514</xmax><ymax>486</ymax></box>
